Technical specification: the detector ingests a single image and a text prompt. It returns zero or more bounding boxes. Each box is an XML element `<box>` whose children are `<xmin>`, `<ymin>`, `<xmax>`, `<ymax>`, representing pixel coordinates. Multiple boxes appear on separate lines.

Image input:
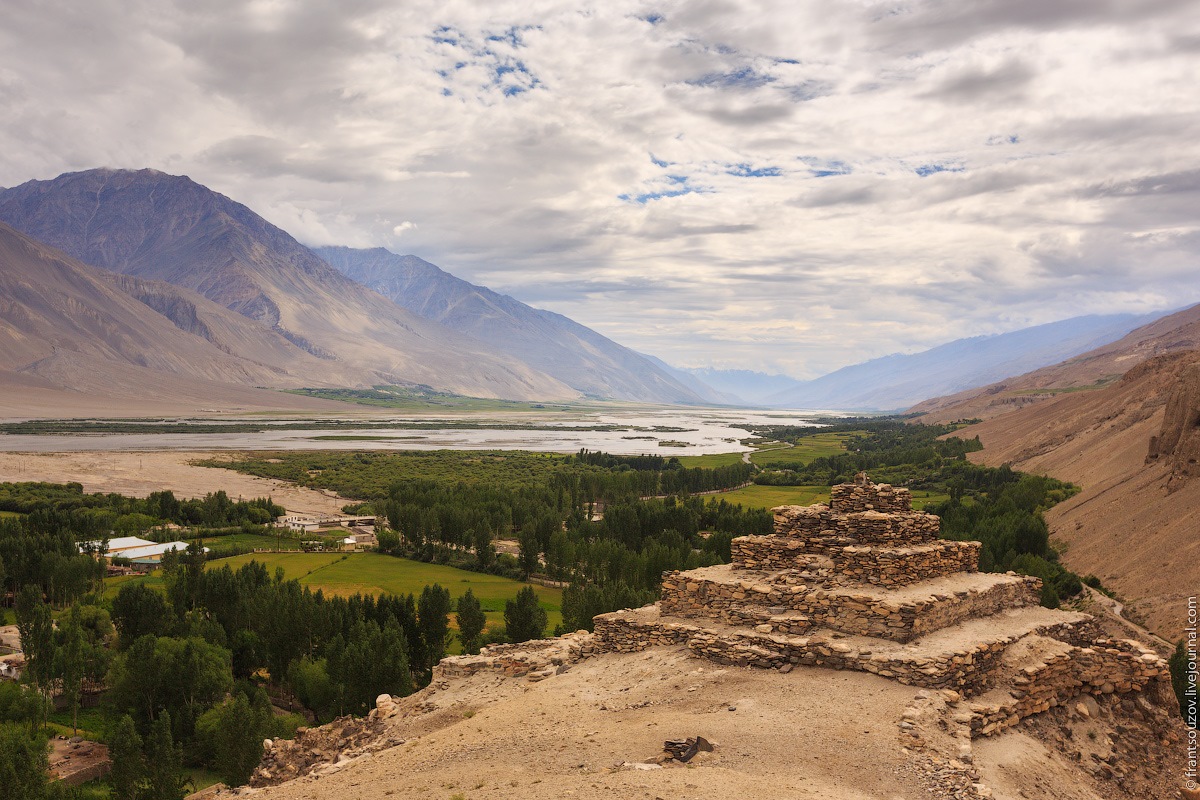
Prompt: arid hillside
<box><xmin>912</xmin><ymin>303</ymin><xmax>1200</xmax><ymax>423</ymax></box>
<box><xmin>0</xmin><ymin>169</ymin><xmax>577</xmax><ymax>402</ymax></box>
<box><xmin>957</xmin><ymin>350</ymin><xmax>1200</xmax><ymax>639</ymax></box>
<box><xmin>0</xmin><ymin>221</ymin><xmax>349</xmax><ymax>416</ymax></box>
<box><xmin>225</xmin><ymin>632</ymin><xmax>1184</xmax><ymax>800</ymax></box>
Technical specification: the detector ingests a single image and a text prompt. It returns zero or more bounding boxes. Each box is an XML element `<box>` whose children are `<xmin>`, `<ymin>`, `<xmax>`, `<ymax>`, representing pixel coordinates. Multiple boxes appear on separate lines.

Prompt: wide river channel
<box><xmin>0</xmin><ymin>408</ymin><xmax>840</xmax><ymax>456</ymax></box>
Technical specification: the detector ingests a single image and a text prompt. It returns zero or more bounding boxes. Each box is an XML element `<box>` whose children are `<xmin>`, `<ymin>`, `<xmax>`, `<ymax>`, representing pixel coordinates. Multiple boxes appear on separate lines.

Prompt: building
<box><xmin>78</xmin><ymin>536</ymin><xmax>156</xmax><ymax>557</ymax></box>
<box><xmin>340</xmin><ymin>531</ymin><xmax>379</xmax><ymax>552</ymax></box>
<box><xmin>119</xmin><ymin>541</ymin><xmax>207</xmax><ymax>567</ymax></box>
<box><xmin>278</xmin><ymin>514</ymin><xmax>377</xmax><ymax>534</ymax></box>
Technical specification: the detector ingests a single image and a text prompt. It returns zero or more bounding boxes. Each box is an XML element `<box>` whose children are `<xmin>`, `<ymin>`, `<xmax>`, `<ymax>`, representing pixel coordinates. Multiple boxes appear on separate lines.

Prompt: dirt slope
<box><xmin>959</xmin><ymin>351</ymin><xmax>1200</xmax><ymax>639</ymax></box>
<box><xmin>233</xmin><ymin>643</ymin><xmax>1184</xmax><ymax>800</ymax></box>
<box><xmin>912</xmin><ymin>303</ymin><xmax>1200</xmax><ymax>422</ymax></box>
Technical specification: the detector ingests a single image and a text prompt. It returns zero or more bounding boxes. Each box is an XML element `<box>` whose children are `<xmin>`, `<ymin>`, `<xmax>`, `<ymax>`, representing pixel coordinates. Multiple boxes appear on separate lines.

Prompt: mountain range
<box><xmin>762</xmin><ymin>313</ymin><xmax>1166</xmax><ymax>411</ymax></box>
<box><xmin>0</xmin><ymin>166</ymin><xmax>1186</xmax><ymax>418</ymax></box>
<box><xmin>910</xmin><ymin>302</ymin><xmax>1200</xmax><ymax>422</ymax></box>
<box><xmin>314</xmin><ymin>247</ymin><xmax>709</xmax><ymax>405</ymax></box>
<box><xmin>0</xmin><ymin>169</ymin><xmax>708</xmax><ymax>407</ymax></box>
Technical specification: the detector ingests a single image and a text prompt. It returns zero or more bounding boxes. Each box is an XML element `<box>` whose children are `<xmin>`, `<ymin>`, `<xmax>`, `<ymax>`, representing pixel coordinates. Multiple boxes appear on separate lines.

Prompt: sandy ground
<box><xmin>252</xmin><ymin>648</ymin><xmax>936</xmax><ymax>800</ymax></box>
<box><xmin>0</xmin><ymin>451</ymin><xmax>348</xmax><ymax>515</ymax></box>
<box><xmin>244</xmin><ymin>641</ymin><xmax>1187</xmax><ymax>800</ymax></box>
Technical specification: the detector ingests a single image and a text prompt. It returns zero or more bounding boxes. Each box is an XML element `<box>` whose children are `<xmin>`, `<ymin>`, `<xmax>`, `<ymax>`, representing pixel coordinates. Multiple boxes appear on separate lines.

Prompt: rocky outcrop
<box><xmin>1146</xmin><ymin>361</ymin><xmax>1200</xmax><ymax>484</ymax></box>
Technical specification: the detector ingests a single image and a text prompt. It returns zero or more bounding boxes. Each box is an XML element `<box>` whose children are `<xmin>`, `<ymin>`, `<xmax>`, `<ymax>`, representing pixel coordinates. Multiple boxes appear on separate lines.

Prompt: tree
<box><xmin>503</xmin><ymin>586</ymin><xmax>547</xmax><ymax>643</ymax></box>
<box><xmin>0</xmin><ymin>682</ymin><xmax>42</xmax><ymax>733</ymax></box>
<box><xmin>144</xmin><ymin>711</ymin><xmax>188</xmax><ymax>800</ymax></box>
<box><xmin>111</xmin><ymin>583</ymin><xmax>171</xmax><ymax>649</ymax></box>
<box><xmin>517</xmin><ymin>529</ymin><xmax>540</xmax><ymax>576</ymax></box>
<box><xmin>105</xmin><ymin>635</ymin><xmax>233</xmax><ymax>732</ymax></box>
<box><xmin>455</xmin><ymin>590</ymin><xmax>486</xmax><ymax>655</ymax></box>
<box><xmin>417</xmin><ymin>584</ymin><xmax>451</xmax><ymax>671</ymax></box>
<box><xmin>472</xmin><ymin>528</ymin><xmax>495</xmax><ymax>569</ymax></box>
<box><xmin>197</xmin><ymin>691</ymin><xmax>271</xmax><ymax>787</ymax></box>
<box><xmin>54</xmin><ymin>607</ymin><xmax>86</xmax><ymax>734</ymax></box>
<box><xmin>108</xmin><ymin>714</ymin><xmax>144</xmax><ymax>800</ymax></box>
<box><xmin>286</xmin><ymin>656</ymin><xmax>338</xmax><ymax>723</ymax></box>
<box><xmin>0</xmin><ymin>723</ymin><xmax>49</xmax><ymax>800</ymax></box>
<box><xmin>15</xmin><ymin>585</ymin><xmax>54</xmax><ymax>727</ymax></box>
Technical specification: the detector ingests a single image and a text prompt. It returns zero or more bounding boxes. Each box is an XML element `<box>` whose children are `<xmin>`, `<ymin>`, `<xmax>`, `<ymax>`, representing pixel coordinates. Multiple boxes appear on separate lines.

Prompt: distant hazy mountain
<box><xmin>0</xmin><ymin>169</ymin><xmax>576</xmax><ymax>401</ymax></box>
<box><xmin>912</xmin><ymin>302</ymin><xmax>1200</xmax><ymax>422</ymax></box>
<box><xmin>681</xmin><ymin>368</ymin><xmax>804</xmax><ymax>406</ymax></box>
<box><xmin>634</xmin><ymin>354</ymin><xmax>745</xmax><ymax>405</ymax></box>
<box><xmin>767</xmin><ymin>313</ymin><xmax>1167</xmax><ymax>411</ymax></box>
<box><xmin>315</xmin><ymin>246</ymin><xmax>710</xmax><ymax>404</ymax></box>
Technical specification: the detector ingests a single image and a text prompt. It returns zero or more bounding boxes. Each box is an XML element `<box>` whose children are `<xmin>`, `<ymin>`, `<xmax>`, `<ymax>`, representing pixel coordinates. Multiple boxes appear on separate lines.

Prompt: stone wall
<box><xmin>658</xmin><ymin>569</ymin><xmax>1041</xmax><ymax>643</ymax></box>
<box><xmin>730</xmin><ymin>536</ymin><xmax>979</xmax><ymax>587</ymax></box>
<box><xmin>592</xmin><ymin>609</ymin><xmax>1101</xmax><ymax>696</ymax></box>
<box><xmin>772</xmin><ymin>506</ymin><xmax>941</xmax><ymax>547</ymax></box>
<box><xmin>832</xmin><ymin>541</ymin><xmax>980</xmax><ymax>586</ymax></box>
<box><xmin>729</xmin><ymin>536</ymin><xmax>829</xmax><ymax>572</ymax></box>
<box><xmin>829</xmin><ymin>482</ymin><xmax>912</xmax><ymax>513</ymax></box>
<box><xmin>435</xmin><ymin>632</ymin><xmax>595</xmax><ymax>680</ymax></box>
<box><xmin>966</xmin><ymin>639</ymin><xmax>1171</xmax><ymax>737</ymax></box>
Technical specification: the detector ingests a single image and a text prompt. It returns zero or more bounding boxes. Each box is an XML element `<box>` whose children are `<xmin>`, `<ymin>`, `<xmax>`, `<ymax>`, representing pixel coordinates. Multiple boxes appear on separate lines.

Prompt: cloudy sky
<box><xmin>2</xmin><ymin>0</ymin><xmax>1198</xmax><ymax>378</ymax></box>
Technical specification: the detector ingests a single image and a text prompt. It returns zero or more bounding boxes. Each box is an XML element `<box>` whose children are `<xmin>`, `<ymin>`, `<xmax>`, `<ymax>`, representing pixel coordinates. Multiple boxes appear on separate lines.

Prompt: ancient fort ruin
<box><xmin>593</xmin><ymin>479</ymin><xmax>1170</xmax><ymax>738</ymax></box>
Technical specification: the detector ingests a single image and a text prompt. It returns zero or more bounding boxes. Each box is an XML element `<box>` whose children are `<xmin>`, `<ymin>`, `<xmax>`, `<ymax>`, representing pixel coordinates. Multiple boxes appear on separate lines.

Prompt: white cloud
<box><xmin>1</xmin><ymin>0</ymin><xmax>1198</xmax><ymax>378</ymax></box>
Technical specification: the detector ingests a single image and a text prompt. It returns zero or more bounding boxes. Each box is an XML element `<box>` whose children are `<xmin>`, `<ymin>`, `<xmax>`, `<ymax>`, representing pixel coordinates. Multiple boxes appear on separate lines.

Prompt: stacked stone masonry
<box><xmin>965</xmin><ymin>638</ymin><xmax>1170</xmax><ymax>737</ymax></box>
<box><xmin>730</xmin><ymin>536</ymin><xmax>980</xmax><ymax>586</ymax></box>
<box><xmin>593</xmin><ymin>480</ymin><xmax>1172</xmax><ymax>726</ymax></box>
<box><xmin>658</xmin><ymin>567</ymin><xmax>1038</xmax><ymax>642</ymax></box>
<box><xmin>829</xmin><ymin>481</ymin><xmax>913</xmax><ymax>513</ymax></box>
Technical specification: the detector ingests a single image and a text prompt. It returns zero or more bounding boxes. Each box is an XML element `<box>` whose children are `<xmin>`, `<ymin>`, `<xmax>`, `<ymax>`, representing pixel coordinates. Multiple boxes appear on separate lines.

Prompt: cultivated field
<box><xmin>217</xmin><ymin>552</ymin><xmax>562</xmax><ymax>635</ymax></box>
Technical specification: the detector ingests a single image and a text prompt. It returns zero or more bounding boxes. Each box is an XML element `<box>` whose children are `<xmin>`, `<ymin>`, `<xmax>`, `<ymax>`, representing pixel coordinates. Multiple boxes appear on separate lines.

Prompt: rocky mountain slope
<box><xmin>955</xmin><ymin>350</ymin><xmax>1200</xmax><ymax>639</ymax></box>
<box><xmin>315</xmin><ymin>246</ymin><xmax>712</xmax><ymax>405</ymax></box>
<box><xmin>912</xmin><ymin>303</ymin><xmax>1200</xmax><ymax>422</ymax></box>
<box><xmin>0</xmin><ymin>221</ymin><xmax>345</xmax><ymax>416</ymax></box>
<box><xmin>0</xmin><ymin>169</ymin><xmax>576</xmax><ymax>401</ymax></box>
<box><xmin>768</xmin><ymin>313</ymin><xmax>1164</xmax><ymax>411</ymax></box>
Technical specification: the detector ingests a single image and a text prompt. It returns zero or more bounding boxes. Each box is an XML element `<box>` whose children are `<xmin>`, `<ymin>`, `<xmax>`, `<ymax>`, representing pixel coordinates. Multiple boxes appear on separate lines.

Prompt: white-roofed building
<box><xmin>78</xmin><ymin>536</ymin><xmax>155</xmax><ymax>556</ymax></box>
<box><xmin>119</xmin><ymin>541</ymin><xmax>204</xmax><ymax>563</ymax></box>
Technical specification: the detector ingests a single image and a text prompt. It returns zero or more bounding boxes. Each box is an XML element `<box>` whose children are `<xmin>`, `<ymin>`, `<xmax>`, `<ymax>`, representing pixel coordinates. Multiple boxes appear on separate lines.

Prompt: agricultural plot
<box><xmin>215</xmin><ymin>552</ymin><xmax>562</xmax><ymax>635</ymax></box>
<box><xmin>749</xmin><ymin>432</ymin><xmax>857</xmax><ymax>467</ymax></box>
<box><xmin>716</xmin><ymin>484</ymin><xmax>830</xmax><ymax>509</ymax></box>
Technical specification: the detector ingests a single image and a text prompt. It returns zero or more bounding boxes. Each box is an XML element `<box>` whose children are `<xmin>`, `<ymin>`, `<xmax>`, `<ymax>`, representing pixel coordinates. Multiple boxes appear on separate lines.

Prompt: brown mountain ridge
<box><xmin>0</xmin><ymin>168</ymin><xmax>577</xmax><ymax>402</ymax></box>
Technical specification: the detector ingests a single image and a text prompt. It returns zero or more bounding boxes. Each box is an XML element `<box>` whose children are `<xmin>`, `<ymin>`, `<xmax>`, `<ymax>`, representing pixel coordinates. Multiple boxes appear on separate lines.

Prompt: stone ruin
<box><xmin>593</xmin><ymin>480</ymin><xmax>1172</xmax><ymax>739</ymax></box>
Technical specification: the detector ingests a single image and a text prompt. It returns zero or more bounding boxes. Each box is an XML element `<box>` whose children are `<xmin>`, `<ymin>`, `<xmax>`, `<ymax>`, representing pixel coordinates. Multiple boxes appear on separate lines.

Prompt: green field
<box><xmin>717</xmin><ymin>484</ymin><xmax>830</xmax><ymax>509</ymax></box>
<box><xmin>102</xmin><ymin>573</ymin><xmax>163</xmax><ymax>601</ymax></box>
<box><xmin>199</xmin><ymin>533</ymin><xmax>303</xmax><ymax>552</ymax></box>
<box><xmin>672</xmin><ymin>452</ymin><xmax>746</xmax><ymax>468</ymax></box>
<box><xmin>910</xmin><ymin>491</ymin><xmax>950</xmax><ymax>510</ymax></box>
<box><xmin>0</xmin><ymin>510</ymin><xmax>22</xmax><ymax>518</ymax></box>
<box><xmin>749</xmin><ymin>432</ymin><xmax>857</xmax><ymax>466</ymax></box>
<box><xmin>215</xmin><ymin>552</ymin><xmax>562</xmax><ymax>635</ymax></box>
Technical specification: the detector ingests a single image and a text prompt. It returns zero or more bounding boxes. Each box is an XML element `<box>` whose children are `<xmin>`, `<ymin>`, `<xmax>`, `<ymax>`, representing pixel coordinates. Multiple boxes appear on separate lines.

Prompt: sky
<box><xmin>2</xmin><ymin>0</ymin><xmax>1199</xmax><ymax>379</ymax></box>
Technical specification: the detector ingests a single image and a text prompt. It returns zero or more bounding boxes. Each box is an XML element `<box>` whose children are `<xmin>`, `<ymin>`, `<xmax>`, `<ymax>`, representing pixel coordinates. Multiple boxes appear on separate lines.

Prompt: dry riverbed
<box><xmin>0</xmin><ymin>450</ymin><xmax>349</xmax><ymax>515</ymax></box>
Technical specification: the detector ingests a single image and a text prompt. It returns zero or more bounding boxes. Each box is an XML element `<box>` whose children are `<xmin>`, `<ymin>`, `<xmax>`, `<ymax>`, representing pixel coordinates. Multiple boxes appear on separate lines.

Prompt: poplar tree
<box><xmin>455</xmin><ymin>590</ymin><xmax>486</xmax><ymax>655</ymax></box>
